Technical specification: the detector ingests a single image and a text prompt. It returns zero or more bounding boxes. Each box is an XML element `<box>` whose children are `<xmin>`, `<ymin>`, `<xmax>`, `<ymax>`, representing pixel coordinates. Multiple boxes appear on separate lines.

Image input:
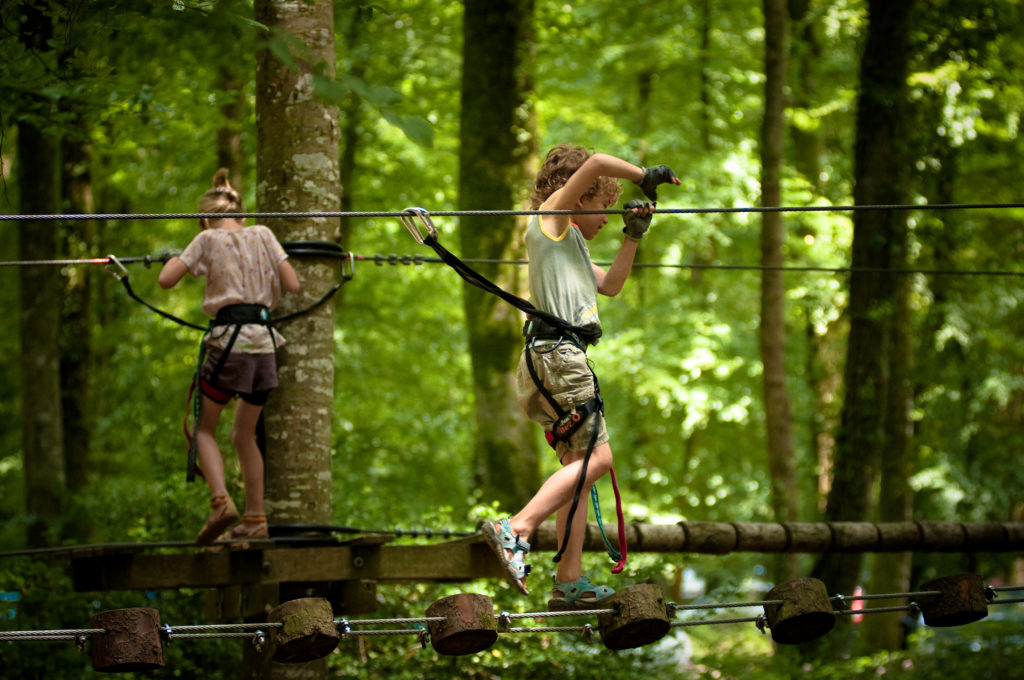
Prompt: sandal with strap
<box><xmin>547</xmin><ymin>575</ymin><xmax>615</xmax><ymax>612</ymax></box>
<box><xmin>219</xmin><ymin>514</ymin><xmax>269</xmax><ymax>541</ymax></box>
<box><xmin>480</xmin><ymin>519</ymin><xmax>532</xmax><ymax>595</ymax></box>
<box><xmin>196</xmin><ymin>496</ymin><xmax>239</xmax><ymax>545</ymax></box>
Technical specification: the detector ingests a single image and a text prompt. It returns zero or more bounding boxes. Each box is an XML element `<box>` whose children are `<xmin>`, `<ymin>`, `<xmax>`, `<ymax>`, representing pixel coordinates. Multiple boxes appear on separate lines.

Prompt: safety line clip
<box><xmin>104</xmin><ymin>254</ymin><xmax>128</xmax><ymax>282</ymax></box>
<box><xmin>400</xmin><ymin>207</ymin><xmax>438</xmax><ymax>244</ymax></box>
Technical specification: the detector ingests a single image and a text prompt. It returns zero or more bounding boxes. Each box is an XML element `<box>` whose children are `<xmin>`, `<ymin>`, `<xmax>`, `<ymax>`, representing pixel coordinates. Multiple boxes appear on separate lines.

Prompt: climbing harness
<box><xmin>105</xmin><ymin>244</ymin><xmax>354</xmax><ymax>481</ymax></box>
<box><xmin>521</xmin><ymin>327</ymin><xmax>627</xmax><ymax>573</ymax></box>
<box><xmin>401</xmin><ymin>208</ymin><xmax>627</xmax><ymax>572</ymax></box>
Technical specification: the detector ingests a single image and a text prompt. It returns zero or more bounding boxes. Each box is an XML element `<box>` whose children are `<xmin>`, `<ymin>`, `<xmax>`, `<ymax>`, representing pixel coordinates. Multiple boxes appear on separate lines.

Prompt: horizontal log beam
<box><xmin>68</xmin><ymin>521</ymin><xmax>1024</xmax><ymax>593</ymax></box>
<box><xmin>533</xmin><ymin>520</ymin><xmax>1024</xmax><ymax>554</ymax></box>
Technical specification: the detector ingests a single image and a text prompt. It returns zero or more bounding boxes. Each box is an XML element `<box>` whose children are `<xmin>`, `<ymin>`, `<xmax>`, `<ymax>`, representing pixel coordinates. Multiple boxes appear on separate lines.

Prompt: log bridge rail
<box><xmin>51</xmin><ymin>520</ymin><xmax>1024</xmax><ymax>619</ymax></box>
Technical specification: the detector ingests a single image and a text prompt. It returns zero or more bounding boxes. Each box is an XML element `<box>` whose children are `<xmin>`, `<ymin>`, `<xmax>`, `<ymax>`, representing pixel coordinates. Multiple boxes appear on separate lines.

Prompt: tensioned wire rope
<box><xmin>2</xmin><ymin>584</ymin><xmax>1022</xmax><ymax>643</ymax></box>
<box><xmin>3</xmin><ymin>250</ymin><xmax>1024</xmax><ymax>279</ymax></box>
<box><xmin>4</xmin><ymin>201</ymin><xmax>1023</xmax><ymax>275</ymax></box>
<box><xmin>2</xmin><ymin>200</ymin><xmax>1024</xmax><ymax>221</ymax></box>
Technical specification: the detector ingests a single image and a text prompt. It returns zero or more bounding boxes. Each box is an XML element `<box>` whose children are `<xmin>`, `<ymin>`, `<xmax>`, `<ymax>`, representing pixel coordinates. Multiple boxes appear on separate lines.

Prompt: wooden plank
<box><xmin>67</xmin><ymin>521</ymin><xmax>1024</xmax><ymax>593</ymax></box>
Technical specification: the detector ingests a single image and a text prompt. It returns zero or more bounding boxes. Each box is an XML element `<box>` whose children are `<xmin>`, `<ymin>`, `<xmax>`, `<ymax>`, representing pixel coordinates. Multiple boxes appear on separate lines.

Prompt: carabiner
<box><xmin>104</xmin><ymin>254</ymin><xmax>129</xmax><ymax>282</ymax></box>
<box><xmin>341</xmin><ymin>251</ymin><xmax>355</xmax><ymax>282</ymax></box>
<box><xmin>400</xmin><ymin>207</ymin><xmax>438</xmax><ymax>244</ymax></box>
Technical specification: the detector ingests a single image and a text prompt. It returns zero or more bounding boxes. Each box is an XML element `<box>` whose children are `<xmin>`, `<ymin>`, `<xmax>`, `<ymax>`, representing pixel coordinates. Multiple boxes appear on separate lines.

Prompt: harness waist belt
<box><xmin>523</xmin><ymin>318</ymin><xmax>596</xmax><ymax>349</ymax></box>
<box><xmin>214</xmin><ymin>303</ymin><xmax>272</xmax><ymax>326</ymax></box>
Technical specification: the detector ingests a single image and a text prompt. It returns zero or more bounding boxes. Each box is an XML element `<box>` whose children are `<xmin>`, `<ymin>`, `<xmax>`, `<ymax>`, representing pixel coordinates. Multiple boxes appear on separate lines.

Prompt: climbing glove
<box><xmin>622</xmin><ymin>199</ymin><xmax>653</xmax><ymax>241</ymax></box>
<box><xmin>634</xmin><ymin>164</ymin><xmax>680</xmax><ymax>203</ymax></box>
<box><xmin>158</xmin><ymin>247</ymin><xmax>183</xmax><ymax>263</ymax></box>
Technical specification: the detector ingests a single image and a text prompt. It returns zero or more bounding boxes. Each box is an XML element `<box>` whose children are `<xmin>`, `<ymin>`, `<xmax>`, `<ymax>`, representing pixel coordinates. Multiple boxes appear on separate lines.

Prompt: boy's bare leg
<box><xmin>510</xmin><ymin>442</ymin><xmax>613</xmax><ymax>548</ymax></box>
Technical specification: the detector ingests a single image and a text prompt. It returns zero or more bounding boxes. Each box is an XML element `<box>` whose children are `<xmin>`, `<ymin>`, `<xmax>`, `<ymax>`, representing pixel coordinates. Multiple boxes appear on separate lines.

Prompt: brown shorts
<box><xmin>515</xmin><ymin>340</ymin><xmax>608</xmax><ymax>458</ymax></box>
<box><xmin>200</xmin><ymin>348</ymin><xmax>278</xmax><ymax>405</ymax></box>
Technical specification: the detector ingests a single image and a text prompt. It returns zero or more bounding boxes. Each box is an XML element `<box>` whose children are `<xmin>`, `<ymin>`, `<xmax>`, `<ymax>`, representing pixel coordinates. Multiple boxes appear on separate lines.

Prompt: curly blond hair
<box><xmin>529</xmin><ymin>144</ymin><xmax>621</xmax><ymax>209</ymax></box>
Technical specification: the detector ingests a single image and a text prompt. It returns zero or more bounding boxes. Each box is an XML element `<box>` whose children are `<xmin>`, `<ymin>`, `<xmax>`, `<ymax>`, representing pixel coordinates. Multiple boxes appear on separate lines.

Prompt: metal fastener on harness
<box><xmin>400</xmin><ymin>207</ymin><xmax>438</xmax><ymax>244</ymax></box>
<box><xmin>341</xmin><ymin>251</ymin><xmax>355</xmax><ymax>281</ymax></box>
<box><xmin>104</xmin><ymin>254</ymin><xmax>128</xmax><ymax>282</ymax></box>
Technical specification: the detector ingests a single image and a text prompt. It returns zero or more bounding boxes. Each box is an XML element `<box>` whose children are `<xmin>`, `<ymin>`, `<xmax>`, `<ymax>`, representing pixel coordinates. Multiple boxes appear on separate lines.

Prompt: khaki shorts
<box><xmin>515</xmin><ymin>340</ymin><xmax>608</xmax><ymax>457</ymax></box>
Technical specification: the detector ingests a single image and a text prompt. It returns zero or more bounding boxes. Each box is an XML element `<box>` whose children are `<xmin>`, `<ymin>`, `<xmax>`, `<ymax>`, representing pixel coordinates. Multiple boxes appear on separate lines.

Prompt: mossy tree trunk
<box><xmin>760</xmin><ymin>0</ymin><xmax>799</xmax><ymax>580</ymax></box>
<box><xmin>459</xmin><ymin>0</ymin><xmax>539</xmax><ymax>510</ymax></box>
<box><xmin>813</xmin><ymin>0</ymin><xmax>915</xmax><ymax>627</ymax></box>
<box><xmin>251</xmin><ymin>0</ymin><xmax>340</xmax><ymax>677</ymax></box>
<box><xmin>17</xmin><ymin>1</ymin><xmax>65</xmax><ymax>549</ymax></box>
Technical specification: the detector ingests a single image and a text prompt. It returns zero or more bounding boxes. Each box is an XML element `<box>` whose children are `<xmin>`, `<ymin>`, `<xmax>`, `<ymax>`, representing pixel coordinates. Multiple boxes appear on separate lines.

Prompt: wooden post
<box><xmin>425</xmin><ymin>593</ymin><xmax>497</xmax><ymax>656</ymax></box>
<box><xmin>918</xmin><ymin>573</ymin><xmax>988</xmax><ymax>627</ymax></box>
<box><xmin>763</xmin><ymin>578</ymin><xmax>835</xmax><ymax>644</ymax></box>
<box><xmin>596</xmin><ymin>584</ymin><xmax>670</xmax><ymax>650</ymax></box>
<box><xmin>268</xmin><ymin>597</ymin><xmax>339</xmax><ymax>663</ymax></box>
<box><xmin>89</xmin><ymin>607</ymin><xmax>164</xmax><ymax>672</ymax></box>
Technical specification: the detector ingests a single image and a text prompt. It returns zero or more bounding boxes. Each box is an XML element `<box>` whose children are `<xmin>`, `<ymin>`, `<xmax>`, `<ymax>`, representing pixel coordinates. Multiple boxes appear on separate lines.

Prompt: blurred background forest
<box><xmin>2</xmin><ymin>0</ymin><xmax>1024</xmax><ymax>678</ymax></box>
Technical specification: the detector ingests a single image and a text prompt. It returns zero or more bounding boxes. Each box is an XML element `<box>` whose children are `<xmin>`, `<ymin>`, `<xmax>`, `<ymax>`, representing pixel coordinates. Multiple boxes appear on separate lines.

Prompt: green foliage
<box><xmin>2</xmin><ymin>0</ymin><xmax>1024</xmax><ymax>676</ymax></box>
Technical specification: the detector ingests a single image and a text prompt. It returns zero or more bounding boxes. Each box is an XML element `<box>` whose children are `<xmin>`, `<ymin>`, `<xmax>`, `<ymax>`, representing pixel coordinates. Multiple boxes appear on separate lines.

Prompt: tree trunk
<box><xmin>459</xmin><ymin>0</ymin><xmax>538</xmax><ymax>510</ymax></box>
<box><xmin>786</xmin><ymin>0</ymin><xmax>825</xmax><ymax>191</ymax></box>
<box><xmin>217</xmin><ymin>62</ymin><xmax>247</xmax><ymax>189</ymax></box>
<box><xmin>17</xmin><ymin>1</ymin><xmax>65</xmax><ymax>549</ymax></box>
<box><xmin>252</xmin><ymin>0</ymin><xmax>340</xmax><ymax>676</ymax></box>
<box><xmin>337</xmin><ymin>2</ymin><xmax>366</xmax><ymax>310</ymax></box>
<box><xmin>866</xmin><ymin>265</ymin><xmax>914</xmax><ymax>650</ymax></box>
<box><xmin>760</xmin><ymin>0</ymin><xmax>798</xmax><ymax>580</ymax></box>
<box><xmin>59</xmin><ymin>121</ymin><xmax>95</xmax><ymax>501</ymax></box>
<box><xmin>813</xmin><ymin>0</ymin><xmax>915</xmax><ymax>602</ymax></box>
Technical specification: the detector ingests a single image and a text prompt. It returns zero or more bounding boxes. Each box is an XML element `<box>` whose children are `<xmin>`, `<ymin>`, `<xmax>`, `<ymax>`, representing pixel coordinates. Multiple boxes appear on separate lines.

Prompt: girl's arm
<box><xmin>158</xmin><ymin>257</ymin><xmax>189</xmax><ymax>289</ymax></box>
<box><xmin>279</xmin><ymin>259</ymin><xmax>300</xmax><ymax>294</ymax></box>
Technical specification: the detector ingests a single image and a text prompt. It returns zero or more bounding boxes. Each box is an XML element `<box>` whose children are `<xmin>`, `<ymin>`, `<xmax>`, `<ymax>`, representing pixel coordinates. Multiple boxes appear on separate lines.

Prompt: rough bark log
<box><xmin>596</xmin><ymin>584</ymin><xmax>670</xmax><ymax>650</ymax></box>
<box><xmin>269</xmin><ymin>598</ymin><xmax>339</xmax><ymax>663</ymax></box>
<box><xmin>89</xmin><ymin>608</ymin><xmax>164</xmax><ymax>672</ymax></box>
<box><xmin>425</xmin><ymin>593</ymin><xmax>498</xmax><ymax>656</ymax></box>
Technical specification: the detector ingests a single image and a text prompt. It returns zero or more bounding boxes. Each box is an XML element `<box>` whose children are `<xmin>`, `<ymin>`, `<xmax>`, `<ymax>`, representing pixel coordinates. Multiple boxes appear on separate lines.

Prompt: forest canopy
<box><xmin>1</xmin><ymin>0</ymin><xmax>1023</xmax><ymax>677</ymax></box>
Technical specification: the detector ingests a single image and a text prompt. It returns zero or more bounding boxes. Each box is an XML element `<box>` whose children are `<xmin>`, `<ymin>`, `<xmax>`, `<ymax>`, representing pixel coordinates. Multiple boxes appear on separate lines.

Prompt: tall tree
<box><xmin>16</xmin><ymin>1</ymin><xmax>66</xmax><ymax>548</ymax></box>
<box><xmin>458</xmin><ymin>0</ymin><xmax>538</xmax><ymax>510</ymax></box>
<box><xmin>786</xmin><ymin>0</ymin><xmax>825</xmax><ymax>191</ymax></box>
<box><xmin>59</xmin><ymin>123</ymin><xmax>95</xmax><ymax>498</ymax></box>
<box><xmin>760</xmin><ymin>0</ymin><xmax>798</xmax><ymax>579</ymax></box>
<box><xmin>813</xmin><ymin>0</ymin><xmax>916</xmax><ymax>606</ymax></box>
<box><xmin>251</xmin><ymin>0</ymin><xmax>340</xmax><ymax>677</ymax></box>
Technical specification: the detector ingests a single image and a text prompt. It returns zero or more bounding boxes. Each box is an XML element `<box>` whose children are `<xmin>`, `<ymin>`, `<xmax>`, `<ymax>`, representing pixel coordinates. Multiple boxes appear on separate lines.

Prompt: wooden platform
<box><xmin>58</xmin><ymin>519</ymin><xmax>1024</xmax><ymax>618</ymax></box>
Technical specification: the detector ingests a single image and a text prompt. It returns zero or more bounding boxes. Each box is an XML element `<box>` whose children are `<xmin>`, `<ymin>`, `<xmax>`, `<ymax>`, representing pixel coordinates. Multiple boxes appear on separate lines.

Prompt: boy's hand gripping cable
<box><xmin>400</xmin><ymin>207</ymin><xmax>628</xmax><ymax>573</ymax></box>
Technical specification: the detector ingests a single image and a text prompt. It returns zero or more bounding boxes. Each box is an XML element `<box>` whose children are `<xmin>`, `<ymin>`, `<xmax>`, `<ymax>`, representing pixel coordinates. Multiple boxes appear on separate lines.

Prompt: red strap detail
<box><xmin>199</xmin><ymin>378</ymin><xmax>231</xmax><ymax>403</ymax></box>
<box><xmin>544</xmin><ymin>430</ymin><xmax>556</xmax><ymax>449</ymax></box>
<box><xmin>609</xmin><ymin>467</ymin><xmax>628</xmax><ymax>574</ymax></box>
